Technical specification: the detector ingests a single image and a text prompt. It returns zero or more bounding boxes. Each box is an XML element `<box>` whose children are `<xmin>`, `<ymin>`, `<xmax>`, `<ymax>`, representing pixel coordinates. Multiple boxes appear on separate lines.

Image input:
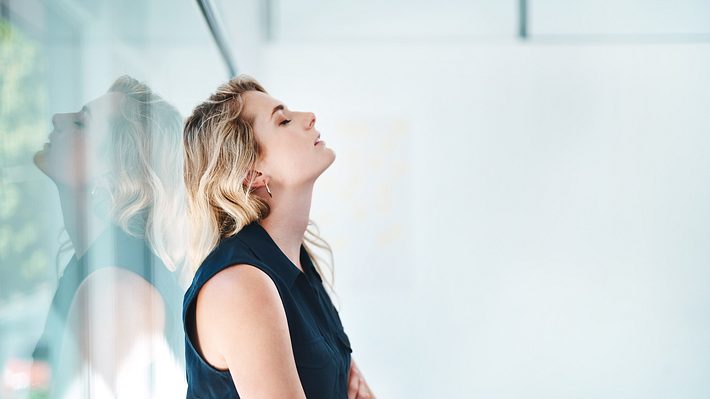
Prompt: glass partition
<box><xmin>1</xmin><ymin>0</ymin><xmax>229</xmax><ymax>397</ymax></box>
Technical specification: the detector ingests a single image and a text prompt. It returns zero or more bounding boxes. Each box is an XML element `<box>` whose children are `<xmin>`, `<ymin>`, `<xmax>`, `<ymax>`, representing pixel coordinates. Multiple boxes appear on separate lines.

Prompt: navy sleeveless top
<box><xmin>183</xmin><ymin>220</ymin><xmax>353</xmax><ymax>399</ymax></box>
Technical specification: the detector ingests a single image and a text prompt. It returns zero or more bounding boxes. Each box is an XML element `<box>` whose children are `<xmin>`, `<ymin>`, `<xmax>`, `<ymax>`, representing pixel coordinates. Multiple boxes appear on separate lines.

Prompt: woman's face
<box><xmin>33</xmin><ymin>92</ymin><xmax>123</xmax><ymax>188</ymax></box>
<box><xmin>242</xmin><ymin>90</ymin><xmax>335</xmax><ymax>187</ymax></box>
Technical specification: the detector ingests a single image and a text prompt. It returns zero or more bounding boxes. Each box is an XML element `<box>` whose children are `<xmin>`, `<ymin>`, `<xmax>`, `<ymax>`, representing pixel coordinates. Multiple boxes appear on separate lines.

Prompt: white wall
<box><xmin>273</xmin><ymin>0</ymin><xmax>517</xmax><ymax>40</ymax></box>
<box><xmin>531</xmin><ymin>0</ymin><xmax>710</xmax><ymax>36</ymax></box>
<box><xmin>257</xmin><ymin>41</ymin><xmax>710</xmax><ymax>398</ymax></box>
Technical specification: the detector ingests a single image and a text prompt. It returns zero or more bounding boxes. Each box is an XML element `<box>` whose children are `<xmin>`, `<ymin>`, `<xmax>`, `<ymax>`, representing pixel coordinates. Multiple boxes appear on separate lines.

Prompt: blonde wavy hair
<box><xmin>98</xmin><ymin>75</ymin><xmax>187</xmax><ymax>274</ymax></box>
<box><xmin>183</xmin><ymin>74</ymin><xmax>336</xmax><ymax>294</ymax></box>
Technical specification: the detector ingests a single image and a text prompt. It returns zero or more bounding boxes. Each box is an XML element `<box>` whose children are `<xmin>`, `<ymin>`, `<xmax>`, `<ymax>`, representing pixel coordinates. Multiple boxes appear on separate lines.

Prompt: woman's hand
<box><xmin>347</xmin><ymin>358</ymin><xmax>376</xmax><ymax>399</ymax></box>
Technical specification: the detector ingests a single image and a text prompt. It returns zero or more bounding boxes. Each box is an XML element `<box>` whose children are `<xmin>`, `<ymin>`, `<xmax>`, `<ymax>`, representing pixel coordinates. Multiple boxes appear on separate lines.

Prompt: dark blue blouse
<box><xmin>183</xmin><ymin>220</ymin><xmax>353</xmax><ymax>399</ymax></box>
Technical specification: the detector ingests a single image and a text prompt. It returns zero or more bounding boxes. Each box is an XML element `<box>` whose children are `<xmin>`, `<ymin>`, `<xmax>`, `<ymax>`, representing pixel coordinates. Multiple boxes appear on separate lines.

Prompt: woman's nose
<box><xmin>306</xmin><ymin>112</ymin><xmax>316</xmax><ymax>129</ymax></box>
<box><xmin>52</xmin><ymin>112</ymin><xmax>70</xmax><ymax>129</ymax></box>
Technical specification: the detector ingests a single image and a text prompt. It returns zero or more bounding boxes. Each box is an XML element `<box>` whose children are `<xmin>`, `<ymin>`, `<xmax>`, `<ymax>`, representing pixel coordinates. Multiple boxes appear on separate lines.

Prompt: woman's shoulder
<box><xmin>185</xmin><ymin>235</ymin><xmax>266</xmax><ymax>300</ymax></box>
<box><xmin>198</xmin><ymin>262</ymin><xmax>278</xmax><ymax>308</ymax></box>
<box><xmin>197</xmin><ymin>235</ymin><xmax>258</xmax><ymax>274</ymax></box>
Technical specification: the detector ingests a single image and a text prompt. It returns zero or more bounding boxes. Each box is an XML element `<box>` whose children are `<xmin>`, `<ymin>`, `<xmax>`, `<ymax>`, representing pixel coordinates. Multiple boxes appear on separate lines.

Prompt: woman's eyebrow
<box><xmin>270</xmin><ymin>104</ymin><xmax>284</xmax><ymax>120</ymax></box>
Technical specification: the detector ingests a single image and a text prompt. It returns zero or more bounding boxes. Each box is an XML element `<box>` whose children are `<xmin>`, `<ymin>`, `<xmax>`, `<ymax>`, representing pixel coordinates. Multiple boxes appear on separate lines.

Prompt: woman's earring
<box><xmin>90</xmin><ymin>184</ymin><xmax>112</xmax><ymax>220</ymax></box>
<box><xmin>265</xmin><ymin>181</ymin><xmax>273</xmax><ymax>198</ymax></box>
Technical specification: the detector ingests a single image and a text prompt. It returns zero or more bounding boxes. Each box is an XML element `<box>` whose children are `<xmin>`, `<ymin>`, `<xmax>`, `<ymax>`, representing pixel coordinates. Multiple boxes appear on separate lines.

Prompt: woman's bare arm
<box><xmin>348</xmin><ymin>358</ymin><xmax>376</xmax><ymax>399</ymax></box>
<box><xmin>195</xmin><ymin>264</ymin><xmax>306</xmax><ymax>398</ymax></box>
<box><xmin>67</xmin><ymin>267</ymin><xmax>166</xmax><ymax>397</ymax></box>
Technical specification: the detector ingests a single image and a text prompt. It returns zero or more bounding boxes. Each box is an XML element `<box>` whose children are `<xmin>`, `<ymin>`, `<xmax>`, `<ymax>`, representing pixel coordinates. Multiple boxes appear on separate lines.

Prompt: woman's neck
<box><xmin>56</xmin><ymin>184</ymin><xmax>110</xmax><ymax>259</ymax></box>
<box><xmin>258</xmin><ymin>183</ymin><xmax>314</xmax><ymax>272</ymax></box>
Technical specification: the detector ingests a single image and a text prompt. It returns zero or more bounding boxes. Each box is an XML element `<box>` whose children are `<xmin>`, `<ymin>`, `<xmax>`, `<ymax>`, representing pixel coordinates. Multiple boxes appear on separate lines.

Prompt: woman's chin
<box><xmin>32</xmin><ymin>150</ymin><xmax>53</xmax><ymax>179</ymax></box>
<box><xmin>32</xmin><ymin>150</ymin><xmax>46</xmax><ymax>170</ymax></box>
<box><xmin>313</xmin><ymin>155</ymin><xmax>336</xmax><ymax>182</ymax></box>
<box><xmin>319</xmin><ymin>149</ymin><xmax>335</xmax><ymax>166</ymax></box>
<box><xmin>322</xmin><ymin>146</ymin><xmax>336</xmax><ymax>163</ymax></box>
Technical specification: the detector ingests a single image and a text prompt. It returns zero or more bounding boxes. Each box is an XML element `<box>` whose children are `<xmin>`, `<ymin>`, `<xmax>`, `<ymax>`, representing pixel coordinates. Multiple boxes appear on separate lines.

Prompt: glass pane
<box><xmin>0</xmin><ymin>0</ymin><xmax>228</xmax><ymax>397</ymax></box>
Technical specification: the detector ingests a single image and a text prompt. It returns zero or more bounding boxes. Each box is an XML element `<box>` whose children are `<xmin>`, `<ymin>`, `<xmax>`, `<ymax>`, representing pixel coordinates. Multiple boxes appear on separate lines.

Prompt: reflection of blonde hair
<box><xmin>102</xmin><ymin>75</ymin><xmax>187</xmax><ymax>274</ymax></box>
<box><xmin>183</xmin><ymin>74</ymin><xmax>336</xmax><ymax>293</ymax></box>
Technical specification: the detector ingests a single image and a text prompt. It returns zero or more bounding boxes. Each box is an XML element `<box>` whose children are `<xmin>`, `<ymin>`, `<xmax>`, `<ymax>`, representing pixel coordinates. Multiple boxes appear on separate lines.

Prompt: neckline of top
<box><xmin>250</xmin><ymin>221</ymin><xmax>309</xmax><ymax>277</ymax></box>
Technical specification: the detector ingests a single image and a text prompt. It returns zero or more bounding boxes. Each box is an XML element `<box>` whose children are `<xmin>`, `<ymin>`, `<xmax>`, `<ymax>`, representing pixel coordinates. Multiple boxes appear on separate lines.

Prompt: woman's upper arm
<box><xmin>66</xmin><ymin>267</ymin><xmax>166</xmax><ymax>395</ymax></box>
<box><xmin>195</xmin><ymin>264</ymin><xmax>306</xmax><ymax>399</ymax></box>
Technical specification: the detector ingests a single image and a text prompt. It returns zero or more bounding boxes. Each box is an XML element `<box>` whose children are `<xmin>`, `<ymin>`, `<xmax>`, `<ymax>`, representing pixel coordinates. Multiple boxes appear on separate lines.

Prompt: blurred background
<box><xmin>1</xmin><ymin>0</ymin><xmax>709</xmax><ymax>398</ymax></box>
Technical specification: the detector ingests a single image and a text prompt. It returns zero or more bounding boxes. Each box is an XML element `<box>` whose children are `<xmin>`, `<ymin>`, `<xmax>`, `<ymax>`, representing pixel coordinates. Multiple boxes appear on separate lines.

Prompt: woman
<box><xmin>182</xmin><ymin>75</ymin><xmax>376</xmax><ymax>398</ymax></box>
<box><xmin>30</xmin><ymin>75</ymin><xmax>187</xmax><ymax>398</ymax></box>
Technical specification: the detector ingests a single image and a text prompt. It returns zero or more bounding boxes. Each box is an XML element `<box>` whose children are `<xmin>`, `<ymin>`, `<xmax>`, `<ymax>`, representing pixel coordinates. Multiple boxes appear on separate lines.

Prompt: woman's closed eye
<box><xmin>279</xmin><ymin>119</ymin><xmax>291</xmax><ymax>126</ymax></box>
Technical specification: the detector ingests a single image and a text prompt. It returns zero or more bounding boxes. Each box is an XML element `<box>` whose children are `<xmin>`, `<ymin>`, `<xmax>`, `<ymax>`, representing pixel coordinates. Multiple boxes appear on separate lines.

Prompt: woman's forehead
<box><xmin>85</xmin><ymin>92</ymin><xmax>124</xmax><ymax>118</ymax></box>
<box><xmin>243</xmin><ymin>91</ymin><xmax>283</xmax><ymax>123</ymax></box>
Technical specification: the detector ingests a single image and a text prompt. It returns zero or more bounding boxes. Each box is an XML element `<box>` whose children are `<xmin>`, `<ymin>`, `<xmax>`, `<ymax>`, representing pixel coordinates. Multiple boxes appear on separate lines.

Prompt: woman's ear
<box><xmin>242</xmin><ymin>170</ymin><xmax>268</xmax><ymax>191</ymax></box>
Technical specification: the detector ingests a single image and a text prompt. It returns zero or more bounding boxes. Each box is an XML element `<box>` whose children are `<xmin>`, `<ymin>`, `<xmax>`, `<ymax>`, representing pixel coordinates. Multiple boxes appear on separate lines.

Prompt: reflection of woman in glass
<box><xmin>31</xmin><ymin>76</ymin><xmax>187</xmax><ymax>398</ymax></box>
<box><xmin>182</xmin><ymin>75</ymin><xmax>376</xmax><ymax>398</ymax></box>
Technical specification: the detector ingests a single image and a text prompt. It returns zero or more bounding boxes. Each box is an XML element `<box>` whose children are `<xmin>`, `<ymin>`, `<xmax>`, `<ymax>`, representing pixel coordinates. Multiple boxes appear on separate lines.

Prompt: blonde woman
<box><xmin>182</xmin><ymin>75</ymin><xmax>376</xmax><ymax>398</ymax></box>
<box><xmin>31</xmin><ymin>76</ymin><xmax>187</xmax><ymax>398</ymax></box>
